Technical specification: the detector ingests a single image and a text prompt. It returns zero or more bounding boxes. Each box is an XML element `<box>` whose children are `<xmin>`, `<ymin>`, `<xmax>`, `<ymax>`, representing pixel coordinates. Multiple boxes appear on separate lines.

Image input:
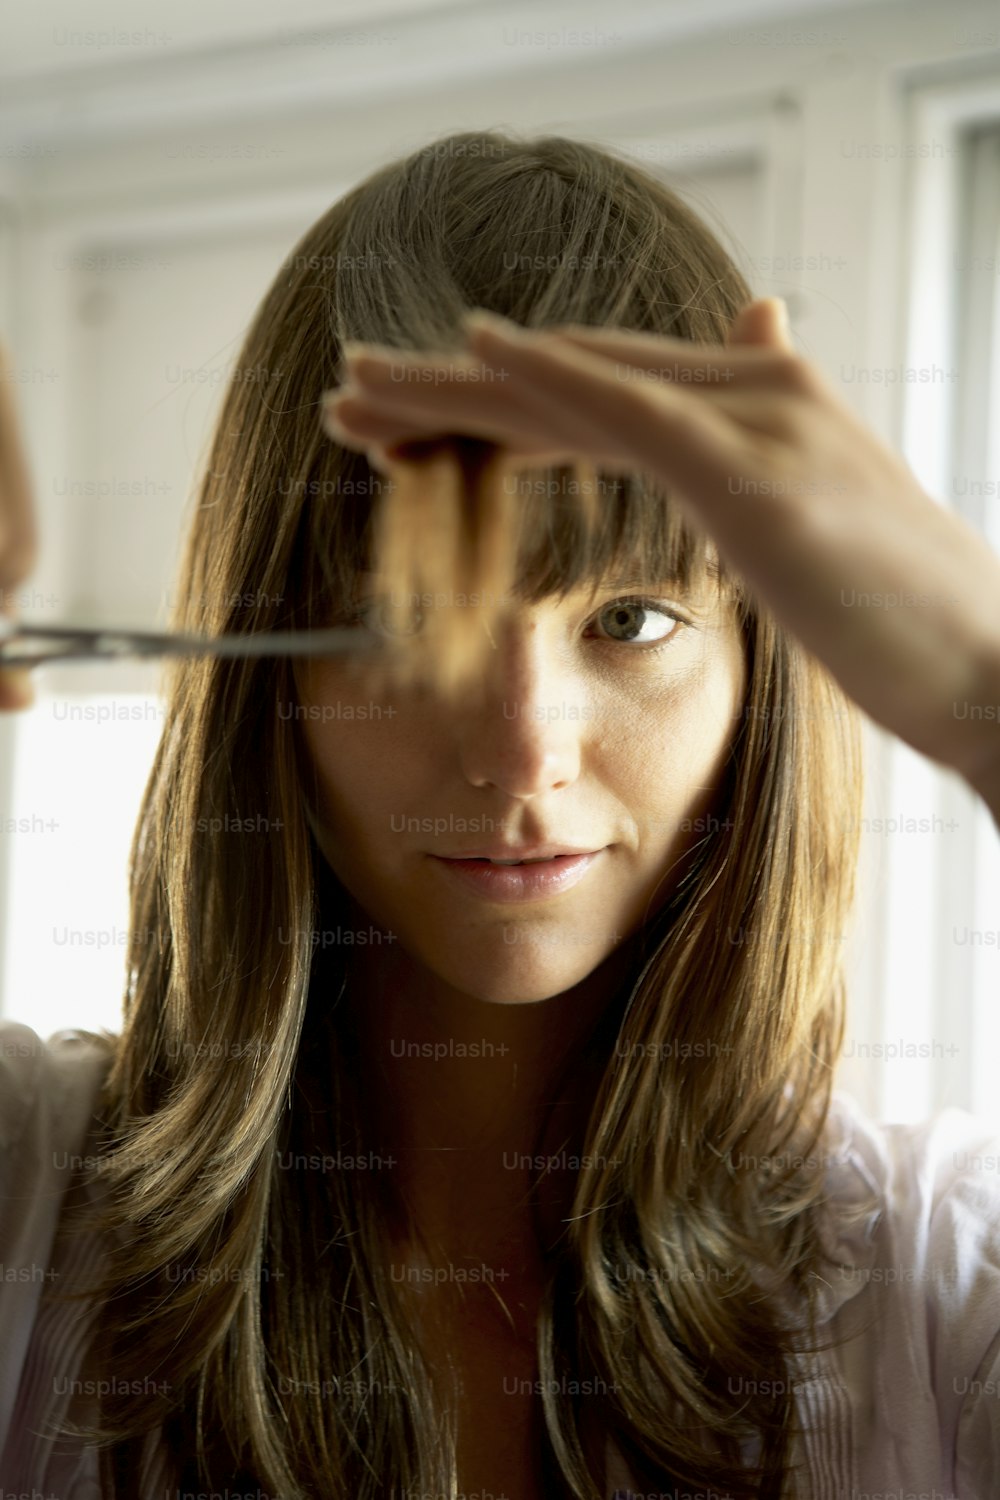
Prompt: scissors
<box><xmin>0</xmin><ymin>615</ymin><xmax>382</xmax><ymax>668</ymax></box>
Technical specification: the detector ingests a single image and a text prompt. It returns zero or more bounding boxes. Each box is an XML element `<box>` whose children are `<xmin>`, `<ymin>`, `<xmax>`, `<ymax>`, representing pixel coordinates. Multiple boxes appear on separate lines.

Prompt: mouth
<box><xmin>437</xmin><ymin>844</ymin><xmax>604</xmax><ymax>862</ymax></box>
<box><xmin>428</xmin><ymin>849</ymin><xmax>604</xmax><ymax>902</ymax></box>
<box><xmin>464</xmin><ymin>855</ymin><xmax>573</xmax><ymax>865</ymax></box>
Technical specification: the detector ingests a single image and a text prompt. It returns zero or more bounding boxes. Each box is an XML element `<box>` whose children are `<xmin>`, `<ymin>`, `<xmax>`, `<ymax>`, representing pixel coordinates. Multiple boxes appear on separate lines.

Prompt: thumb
<box><xmin>0</xmin><ymin>599</ymin><xmax>33</xmax><ymax>712</ymax></box>
<box><xmin>726</xmin><ymin>296</ymin><xmax>794</xmax><ymax>352</ymax></box>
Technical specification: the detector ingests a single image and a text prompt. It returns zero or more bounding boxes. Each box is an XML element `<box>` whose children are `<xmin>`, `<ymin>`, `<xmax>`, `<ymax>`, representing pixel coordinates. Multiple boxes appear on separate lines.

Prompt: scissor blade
<box><xmin>0</xmin><ymin>623</ymin><xmax>385</xmax><ymax>666</ymax></box>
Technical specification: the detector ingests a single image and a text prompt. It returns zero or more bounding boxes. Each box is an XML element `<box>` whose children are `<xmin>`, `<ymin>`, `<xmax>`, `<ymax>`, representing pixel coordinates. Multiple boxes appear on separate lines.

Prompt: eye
<box><xmin>342</xmin><ymin>592</ymin><xmax>689</xmax><ymax>651</ymax></box>
<box><xmin>591</xmin><ymin>596</ymin><xmax>687</xmax><ymax>651</ymax></box>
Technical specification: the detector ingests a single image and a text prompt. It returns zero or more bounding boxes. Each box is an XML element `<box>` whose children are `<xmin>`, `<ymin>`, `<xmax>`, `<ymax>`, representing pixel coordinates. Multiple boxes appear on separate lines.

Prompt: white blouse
<box><xmin>2</xmin><ymin>1018</ymin><xmax>1000</xmax><ymax>1498</ymax></box>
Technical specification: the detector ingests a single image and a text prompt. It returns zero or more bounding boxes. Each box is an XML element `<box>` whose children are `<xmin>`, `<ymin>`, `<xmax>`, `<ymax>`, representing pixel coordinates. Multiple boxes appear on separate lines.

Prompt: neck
<box><xmin>339</xmin><ymin>909</ymin><xmax>639</xmax><ymax>1250</ymax></box>
<box><xmin>354</xmin><ymin>947</ymin><xmax>624</xmax><ymax>1135</ymax></box>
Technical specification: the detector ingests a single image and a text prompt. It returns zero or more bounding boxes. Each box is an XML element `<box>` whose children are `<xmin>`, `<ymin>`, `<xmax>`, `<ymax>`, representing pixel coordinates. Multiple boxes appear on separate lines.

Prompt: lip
<box><xmin>439</xmin><ymin>844</ymin><xmax>602</xmax><ymax>860</ymax></box>
<box><xmin>428</xmin><ymin>849</ymin><xmax>604</xmax><ymax>902</ymax></box>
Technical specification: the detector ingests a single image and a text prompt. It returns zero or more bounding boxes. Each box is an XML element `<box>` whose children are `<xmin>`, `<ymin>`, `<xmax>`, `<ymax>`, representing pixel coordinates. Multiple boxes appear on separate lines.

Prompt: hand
<box><xmin>0</xmin><ymin>342</ymin><xmax>37</xmax><ymax>712</ymax></box>
<box><xmin>322</xmin><ymin>300</ymin><xmax>1000</xmax><ymax>810</ymax></box>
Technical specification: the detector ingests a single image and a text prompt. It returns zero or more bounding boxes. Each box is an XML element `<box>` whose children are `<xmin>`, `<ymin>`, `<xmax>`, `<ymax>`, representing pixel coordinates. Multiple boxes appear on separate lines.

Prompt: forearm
<box><xmin>960</xmin><ymin>638</ymin><xmax>1000</xmax><ymax>833</ymax></box>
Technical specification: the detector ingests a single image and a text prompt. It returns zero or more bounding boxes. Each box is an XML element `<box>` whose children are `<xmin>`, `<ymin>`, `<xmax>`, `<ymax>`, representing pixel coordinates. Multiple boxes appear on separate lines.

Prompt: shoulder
<box><xmin>816</xmin><ymin>1089</ymin><xmax>1000</xmax><ymax>1488</ymax></box>
<box><xmin>0</xmin><ymin>1019</ymin><xmax>118</xmax><ymax>1454</ymax></box>
<box><xmin>821</xmin><ymin>1084</ymin><xmax>1000</xmax><ymax>1212</ymax></box>
<box><xmin>0</xmin><ymin>1017</ymin><xmax>118</xmax><ymax>1233</ymax></box>
<box><xmin>819</xmin><ymin>1087</ymin><xmax>1000</xmax><ymax>1285</ymax></box>
<box><xmin>0</xmin><ymin>1017</ymin><xmax>117</xmax><ymax>1160</ymax></box>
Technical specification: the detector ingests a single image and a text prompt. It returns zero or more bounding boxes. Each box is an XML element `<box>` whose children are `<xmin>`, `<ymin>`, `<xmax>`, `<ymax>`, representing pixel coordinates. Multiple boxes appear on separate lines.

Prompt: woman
<box><xmin>1</xmin><ymin>129</ymin><xmax>999</xmax><ymax>1500</ymax></box>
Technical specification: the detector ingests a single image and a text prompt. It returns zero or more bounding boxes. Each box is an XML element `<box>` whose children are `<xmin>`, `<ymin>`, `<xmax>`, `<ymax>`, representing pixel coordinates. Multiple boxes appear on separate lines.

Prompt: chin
<box><xmin>427</xmin><ymin>945</ymin><xmax>616</xmax><ymax>1006</ymax></box>
<box><xmin>467</xmin><ymin>982</ymin><xmax>578</xmax><ymax>1007</ymax></box>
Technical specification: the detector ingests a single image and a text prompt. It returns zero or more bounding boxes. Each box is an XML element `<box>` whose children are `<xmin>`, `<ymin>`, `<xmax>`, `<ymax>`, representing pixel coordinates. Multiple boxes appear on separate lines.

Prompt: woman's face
<box><xmin>295</xmin><ymin>569</ymin><xmax>748</xmax><ymax>1006</ymax></box>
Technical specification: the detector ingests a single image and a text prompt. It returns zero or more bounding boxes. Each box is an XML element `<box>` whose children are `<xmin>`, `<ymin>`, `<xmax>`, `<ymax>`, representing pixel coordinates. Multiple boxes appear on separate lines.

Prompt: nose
<box><xmin>456</xmin><ymin>615</ymin><xmax>584</xmax><ymax>796</ymax></box>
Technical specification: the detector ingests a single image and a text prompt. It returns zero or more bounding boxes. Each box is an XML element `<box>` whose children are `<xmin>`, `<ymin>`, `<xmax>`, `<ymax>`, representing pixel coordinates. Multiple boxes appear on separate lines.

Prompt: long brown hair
<box><xmin>49</xmin><ymin>128</ymin><xmax>865</xmax><ymax>1498</ymax></box>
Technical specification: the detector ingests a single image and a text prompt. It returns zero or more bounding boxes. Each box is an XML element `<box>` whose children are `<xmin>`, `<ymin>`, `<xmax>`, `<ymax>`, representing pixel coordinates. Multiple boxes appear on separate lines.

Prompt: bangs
<box><xmin>268</xmin><ymin>127</ymin><xmax>758</xmax><ymax>696</ymax></box>
<box><xmin>500</xmin><ymin>464</ymin><xmax>728</xmax><ymax>608</ymax></box>
<box><xmin>290</xmin><ymin>434</ymin><xmax>744</xmax><ymax>697</ymax></box>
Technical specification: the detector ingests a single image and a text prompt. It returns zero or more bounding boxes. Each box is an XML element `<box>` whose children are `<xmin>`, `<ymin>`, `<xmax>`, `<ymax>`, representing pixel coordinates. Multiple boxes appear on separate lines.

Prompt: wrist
<box><xmin>958</xmin><ymin>636</ymin><xmax>1000</xmax><ymax>828</ymax></box>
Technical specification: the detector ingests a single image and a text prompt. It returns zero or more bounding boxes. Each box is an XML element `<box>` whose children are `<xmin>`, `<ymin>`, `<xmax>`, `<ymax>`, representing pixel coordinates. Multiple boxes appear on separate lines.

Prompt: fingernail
<box><xmin>320</xmin><ymin>396</ymin><xmax>350</xmax><ymax>439</ymax></box>
<box><xmin>773</xmin><ymin>297</ymin><xmax>791</xmax><ymax>334</ymax></box>
<box><xmin>321</xmin><ymin>415</ymin><xmax>347</xmax><ymax>443</ymax></box>
<box><xmin>333</xmin><ymin>341</ymin><xmax>377</xmax><ymax>384</ymax></box>
<box><xmin>322</xmin><ymin>384</ymin><xmax>355</xmax><ymax>406</ymax></box>
<box><xmin>463</xmin><ymin>309</ymin><xmax>515</xmax><ymax>336</ymax></box>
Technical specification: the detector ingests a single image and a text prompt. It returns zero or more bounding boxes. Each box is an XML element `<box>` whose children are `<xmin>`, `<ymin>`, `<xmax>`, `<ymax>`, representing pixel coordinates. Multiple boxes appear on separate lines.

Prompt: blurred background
<box><xmin>0</xmin><ymin>0</ymin><xmax>998</xmax><ymax>1124</ymax></box>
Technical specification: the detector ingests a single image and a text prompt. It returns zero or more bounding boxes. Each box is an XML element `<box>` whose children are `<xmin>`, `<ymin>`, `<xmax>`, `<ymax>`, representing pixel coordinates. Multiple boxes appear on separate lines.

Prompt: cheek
<box><xmin>300</xmin><ymin>695</ymin><xmax>407</xmax><ymax>827</ymax></box>
<box><xmin>296</xmin><ymin>625</ymin><xmax>747</xmax><ymax>841</ymax></box>
<box><xmin>295</xmin><ymin>661</ymin><xmax>379</xmax><ymax>807</ymax></box>
<box><xmin>621</xmin><ymin>635</ymin><xmax>746</xmax><ymax>842</ymax></box>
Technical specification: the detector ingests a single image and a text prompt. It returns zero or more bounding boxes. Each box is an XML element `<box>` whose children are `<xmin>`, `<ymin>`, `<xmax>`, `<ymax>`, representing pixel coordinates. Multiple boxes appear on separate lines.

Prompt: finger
<box><xmin>0</xmin><ymin>344</ymin><xmax>39</xmax><ymax>588</ymax></box>
<box><xmin>456</xmin><ymin>331</ymin><xmax>819</xmax><ymax>562</ymax></box>
<box><xmin>463</xmin><ymin>316</ymin><xmax>791</xmax><ymax>390</ymax></box>
<box><xmin>323</xmin><ymin>374</ymin><xmax>629</xmax><ymax>468</ymax></box>
<box><xmin>330</xmin><ymin>413</ymin><xmax>602</xmax><ymax>477</ymax></box>
<box><xmin>323</xmin><ymin>386</ymin><xmax>520</xmax><ymax>453</ymax></box>
<box><xmin>0</xmin><ymin>667</ymin><xmax>34</xmax><ymax>711</ymax></box>
<box><xmin>442</xmin><ymin>322</ymin><xmax>746</xmax><ymax>479</ymax></box>
<box><xmin>0</xmin><ymin>599</ymin><xmax>34</xmax><ymax>712</ymax></box>
<box><xmin>725</xmin><ymin>297</ymin><xmax>795</xmax><ymax>354</ymax></box>
<box><xmin>342</xmin><ymin>323</ymin><xmax>795</xmax><ymax>394</ymax></box>
<box><xmin>332</xmin><ymin>330</ymin><xmax>802</xmax><ymax>599</ymax></box>
<box><xmin>332</xmin><ymin>326</ymin><xmax>797</xmax><ymax>551</ymax></box>
<box><xmin>337</xmin><ymin>325</ymin><xmax>815</xmax><ymax>471</ymax></box>
<box><xmin>323</xmin><ymin>388</ymin><xmax>599</xmax><ymax>464</ymax></box>
<box><xmin>514</xmin><ymin>316</ymin><xmax>826</xmax><ymax>431</ymax></box>
<box><xmin>0</xmin><ymin>344</ymin><xmax>38</xmax><ymax>713</ymax></box>
<box><xmin>336</xmin><ymin>330</ymin><xmax>808</xmax><ymax>531</ymax></box>
<box><xmin>324</xmin><ymin>398</ymin><xmax>596</xmax><ymax>469</ymax></box>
